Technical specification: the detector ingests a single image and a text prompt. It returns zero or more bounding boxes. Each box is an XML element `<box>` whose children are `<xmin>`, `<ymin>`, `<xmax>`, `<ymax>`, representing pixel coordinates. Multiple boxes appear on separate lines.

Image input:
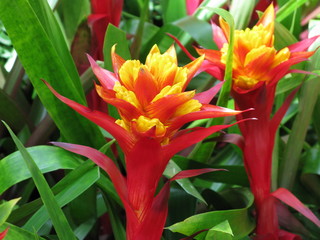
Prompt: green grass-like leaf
<box><xmin>23</xmin><ymin>167</ymin><xmax>100</xmax><ymax>232</ymax></box>
<box><xmin>3</xmin><ymin>121</ymin><xmax>76</xmax><ymax>240</ymax></box>
<box><xmin>276</xmin><ymin>0</ymin><xmax>308</xmax><ymax>23</ymax></box>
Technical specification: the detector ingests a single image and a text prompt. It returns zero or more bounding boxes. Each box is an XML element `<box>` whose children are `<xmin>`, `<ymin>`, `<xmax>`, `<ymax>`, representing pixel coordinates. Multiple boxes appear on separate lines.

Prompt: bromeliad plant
<box><xmin>44</xmin><ymin>45</ymin><xmax>248</xmax><ymax>239</ymax></box>
<box><xmin>2</xmin><ymin>0</ymin><xmax>320</xmax><ymax>239</ymax></box>
<box><xmin>195</xmin><ymin>3</ymin><xmax>320</xmax><ymax>239</ymax></box>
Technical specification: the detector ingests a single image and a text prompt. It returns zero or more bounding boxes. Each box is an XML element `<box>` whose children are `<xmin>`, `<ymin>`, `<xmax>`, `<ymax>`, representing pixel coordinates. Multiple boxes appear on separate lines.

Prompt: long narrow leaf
<box><xmin>23</xmin><ymin>167</ymin><xmax>100</xmax><ymax>232</ymax></box>
<box><xmin>0</xmin><ymin>0</ymin><xmax>105</xmax><ymax>148</ymax></box>
<box><xmin>3</xmin><ymin>121</ymin><xmax>76</xmax><ymax>240</ymax></box>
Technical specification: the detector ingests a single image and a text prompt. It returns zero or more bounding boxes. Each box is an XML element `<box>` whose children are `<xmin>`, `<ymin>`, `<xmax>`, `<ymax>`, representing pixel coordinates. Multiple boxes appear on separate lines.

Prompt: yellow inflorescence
<box><xmin>113</xmin><ymin>46</ymin><xmax>202</xmax><ymax>142</ymax></box>
<box><xmin>220</xmin><ymin>24</ymin><xmax>290</xmax><ymax>90</ymax></box>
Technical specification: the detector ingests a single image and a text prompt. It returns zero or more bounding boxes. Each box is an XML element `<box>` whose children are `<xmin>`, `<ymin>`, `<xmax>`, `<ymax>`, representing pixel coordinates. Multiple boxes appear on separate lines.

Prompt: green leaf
<box><xmin>23</xmin><ymin>167</ymin><xmax>100</xmax><ymax>232</ymax></box>
<box><xmin>103</xmin><ymin>24</ymin><xmax>131</xmax><ymax>71</ymax></box>
<box><xmin>167</xmin><ymin>188</ymin><xmax>255</xmax><ymax>239</ymax></box>
<box><xmin>279</xmin><ymin>20</ymin><xmax>320</xmax><ymax>190</ymax></box>
<box><xmin>161</xmin><ymin>0</ymin><xmax>187</xmax><ymax>24</ymax></box>
<box><xmin>8</xmin><ymin>160</ymin><xmax>119</xmax><ymax>225</ymax></box>
<box><xmin>164</xmin><ymin>160</ymin><xmax>207</xmax><ymax>204</ymax></box>
<box><xmin>188</xmin><ymin>7</ymin><xmax>235</xmax><ymax>163</ymax></box>
<box><xmin>276</xmin><ymin>0</ymin><xmax>308</xmax><ymax>23</ymax></box>
<box><xmin>205</xmin><ymin>220</ymin><xmax>234</xmax><ymax>240</ymax></box>
<box><xmin>194</xmin><ymin>0</ymin><xmax>227</xmax><ymax>21</ymax></box>
<box><xmin>0</xmin><ymin>223</ymin><xmax>45</xmax><ymax>240</ymax></box>
<box><xmin>274</xmin><ymin>22</ymin><xmax>297</xmax><ymax>50</ymax></box>
<box><xmin>0</xmin><ymin>0</ymin><xmax>105</xmax><ymax>148</ymax></box>
<box><xmin>0</xmin><ymin>198</ymin><xmax>20</xmax><ymax>226</ymax></box>
<box><xmin>3</xmin><ymin>121</ymin><xmax>76</xmax><ymax>240</ymax></box>
<box><xmin>57</xmin><ymin>0</ymin><xmax>90</xmax><ymax>42</ymax></box>
<box><xmin>27</xmin><ymin>0</ymin><xmax>83</xmax><ymax>92</ymax></box>
<box><xmin>0</xmin><ymin>146</ymin><xmax>81</xmax><ymax>195</ymax></box>
<box><xmin>130</xmin><ymin>0</ymin><xmax>149</xmax><ymax>59</ymax></box>
<box><xmin>173</xmin><ymin>16</ymin><xmax>216</xmax><ymax>49</ymax></box>
<box><xmin>173</xmin><ymin>156</ymin><xmax>249</xmax><ymax>187</ymax></box>
<box><xmin>229</xmin><ymin>0</ymin><xmax>255</xmax><ymax>30</ymax></box>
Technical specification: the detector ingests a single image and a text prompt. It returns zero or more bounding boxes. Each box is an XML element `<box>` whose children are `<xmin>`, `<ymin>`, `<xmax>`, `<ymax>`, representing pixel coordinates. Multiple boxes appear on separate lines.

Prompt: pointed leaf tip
<box><xmin>272</xmin><ymin>188</ymin><xmax>320</xmax><ymax>227</ymax></box>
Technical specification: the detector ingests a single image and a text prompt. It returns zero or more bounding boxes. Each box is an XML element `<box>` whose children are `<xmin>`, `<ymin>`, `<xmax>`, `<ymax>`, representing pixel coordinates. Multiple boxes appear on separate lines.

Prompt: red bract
<box><xmin>194</xmin><ymin>3</ymin><xmax>320</xmax><ymax>239</ymax></box>
<box><xmin>45</xmin><ymin>45</ymin><xmax>247</xmax><ymax>239</ymax></box>
<box><xmin>88</xmin><ymin>0</ymin><xmax>123</xmax><ymax>60</ymax></box>
<box><xmin>0</xmin><ymin>228</ymin><xmax>8</xmax><ymax>240</ymax></box>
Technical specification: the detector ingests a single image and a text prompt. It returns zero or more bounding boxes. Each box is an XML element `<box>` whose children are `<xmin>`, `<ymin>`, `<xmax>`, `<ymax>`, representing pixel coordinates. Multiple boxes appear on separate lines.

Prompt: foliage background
<box><xmin>0</xmin><ymin>0</ymin><xmax>320</xmax><ymax>239</ymax></box>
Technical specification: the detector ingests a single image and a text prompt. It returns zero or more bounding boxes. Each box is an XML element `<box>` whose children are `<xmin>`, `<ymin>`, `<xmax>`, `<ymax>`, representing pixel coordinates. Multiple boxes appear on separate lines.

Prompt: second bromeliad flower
<box><xmin>196</xmin><ymin>3</ymin><xmax>320</xmax><ymax>240</ymax></box>
<box><xmin>44</xmin><ymin>45</ymin><xmax>247</xmax><ymax>239</ymax></box>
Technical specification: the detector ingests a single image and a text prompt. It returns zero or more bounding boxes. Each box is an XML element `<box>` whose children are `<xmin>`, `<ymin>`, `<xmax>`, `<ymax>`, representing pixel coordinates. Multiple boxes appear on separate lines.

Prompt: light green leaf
<box><xmin>0</xmin><ymin>198</ymin><xmax>20</xmax><ymax>226</ymax></box>
<box><xmin>276</xmin><ymin>0</ymin><xmax>308</xmax><ymax>23</ymax></box>
<box><xmin>173</xmin><ymin>16</ymin><xmax>216</xmax><ymax>49</ymax></box>
<box><xmin>0</xmin><ymin>223</ymin><xmax>45</xmax><ymax>240</ymax></box>
<box><xmin>164</xmin><ymin>160</ymin><xmax>207</xmax><ymax>204</ymax></box>
<box><xmin>229</xmin><ymin>0</ymin><xmax>255</xmax><ymax>30</ymax></box>
<box><xmin>0</xmin><ymin>146</ymin><xmax>81</xmax><ymax>195</ymax></box>
<box><xmin>205</xmin><ymin>220</ymin><xmax>234</xmax><ymax>240</ymax></box>
<box><xmin>161</xmin><ymin>0</ymin><xmax>187</xmax><ymax>24</ymax></box>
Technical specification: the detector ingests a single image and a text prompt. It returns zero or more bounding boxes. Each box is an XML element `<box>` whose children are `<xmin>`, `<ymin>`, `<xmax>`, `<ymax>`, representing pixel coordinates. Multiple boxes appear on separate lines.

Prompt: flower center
<box><xmin>112</xmin><ymin>46</ymin><xmax>202</xmax><ymax>143</ymax></box>
<box><xmin>221</xmin><ymin>24</ymin><xmax>290</xmax><ymax>90</ymax></box>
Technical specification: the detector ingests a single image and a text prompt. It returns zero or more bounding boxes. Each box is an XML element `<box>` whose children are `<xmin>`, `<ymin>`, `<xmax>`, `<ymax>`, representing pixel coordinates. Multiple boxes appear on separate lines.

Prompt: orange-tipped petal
<box><xmin>184</xmin><ymin>55</ymin><xmax>205</xmax><ymax>89</ymax></box>
<box><xmin>111</xmin><ymin>44</ymin><xmax>126</xmax><ymax>76</ymax></box>
<box><xmin>146</xmin><ymin>92</ymin><xmax>195</xmax><ymax>122</ymax></box>
<box><xmin>212</xmin><ymin>21</ymin><xmax>227</xmax><ymax>49</ymax></box>
<box><xmin>164</xmin><ymin>44</ymin><xmax>178</xmax><ymax>65</ymax></box>
<box><xmin>167</xmin><ymin>104</ymin><xmax>242</xmax><ymax>132</ymax></box>
<box><xmin>196</xmin><ymin>48</ymin><xmax>223</xmax><ymax>66</ymax></box>
<box><xmin>43</xmin><ymin>80</ymin><xmax>132</xmax><ymax>149</ymax></box>
<box><xmin>219</xmin><ymin>17</ymin><xmax>230</xmax><ymax>41</ymax></box>
<box><xmin>257</xmin><ymin>3</ymin><xmax>275</xmax><ymax>29</ymax></box>
<box><xmin>95</xmin><ymin>83</ymin><xmax>143</xmax><ymax>121</ymax></box>
<box><xmin>134</xmin><ymin>67</ymin><xmax>158</xmax><ymax>107</ymax></box>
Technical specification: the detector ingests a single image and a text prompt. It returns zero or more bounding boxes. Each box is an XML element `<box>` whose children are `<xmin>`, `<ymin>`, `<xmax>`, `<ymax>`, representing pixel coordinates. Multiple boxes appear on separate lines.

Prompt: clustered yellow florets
<box><xmin>221</xmin><ymin>23</ymin><xmax>290</xmax><ymax>89</ymax></box>
<box><xmin>113</xmin><ymin>46</ymin><xmax>202</xmax><ymax>143</ymax></box>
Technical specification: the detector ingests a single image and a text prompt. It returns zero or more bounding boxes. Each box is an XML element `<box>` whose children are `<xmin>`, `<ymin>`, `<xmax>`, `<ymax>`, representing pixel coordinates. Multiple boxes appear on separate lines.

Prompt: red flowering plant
<box><xmin>193</xmin><ymin>3</ymin><xmax>320</xmax><ymax>239</ymax></box>
<box><xmin>44</xmin><ymin>44</ymin><xmax>250</xmax><ymax>239</ymax></box>
<box><xmin>2</xmin><ymin>1</ymin><xmax>320</xmax><ymax>239</ymax></box>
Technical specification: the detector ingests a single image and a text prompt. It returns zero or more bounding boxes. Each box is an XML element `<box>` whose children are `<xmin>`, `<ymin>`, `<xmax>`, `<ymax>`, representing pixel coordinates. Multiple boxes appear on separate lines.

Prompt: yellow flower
<box><xmin>95</xmin><ymin>45</ymin><xmax>204</xmax><ymax>144</ymax></box>
<box><xmin>197</xmin><ymin>3</ymin><xmax>314</xmax><ymax>90</ymax></box>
